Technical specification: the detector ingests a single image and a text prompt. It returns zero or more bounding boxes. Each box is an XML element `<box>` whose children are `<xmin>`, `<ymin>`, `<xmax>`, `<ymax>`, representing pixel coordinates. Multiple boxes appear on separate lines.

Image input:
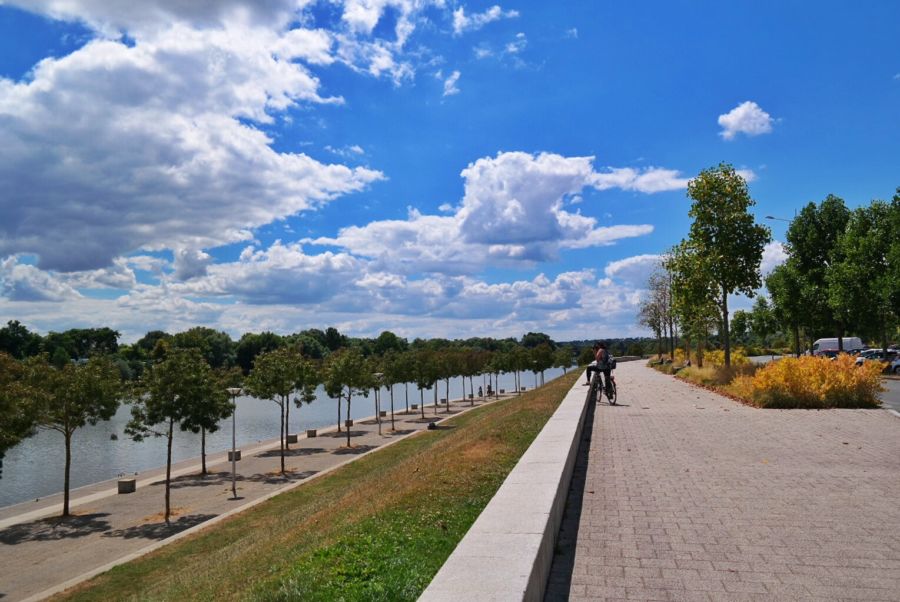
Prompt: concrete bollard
<box><xmin>499</xmin><ymin>389</ymin><xmax>505</xmax><ymax>394</ymax></box>
<box><xmin>379</xmin><ymin>410</ymin><xmax>387</xmax><ymax>417</ymax></box>
<box><xmin>117</xmin><ymin>479</ymin><xmax>136</xmax><ymax>494</ymax></box>
<box><xmin>286</xmin><ymin>434</ymin><xmax>298</xmax><ymax>444</ymax></box>
<box><xmin>440</xmin><ymin>398</ymin><xmax>447</xmax><ymax>403</ymax></box>
<box><xmin>468</xmin><ymin>394</ymin><xmax>474</xmax><ymax>399</ymax></box>
<box><xmin>228</xmin><ymin>450</ymin><xmax>241</xmax><ymax>462</ymax></box>
<box><xmin>306</xmin><ymin>429</ymin><xmax>317</xmax><ymax>438</ymax></box>
<box><xmin>345</xmin><ymin>419</ymin><xmax>354</xmax><ymax>427</ymax></box>
<box><xmin>521</xmin><ymin>387</ymin><xmax>527</xmax><ymax>391</ymax></box>
<box><xmin>411</xmin><ymin>404</ymin><xmax>419</xmax><ymax>410</ymax></box>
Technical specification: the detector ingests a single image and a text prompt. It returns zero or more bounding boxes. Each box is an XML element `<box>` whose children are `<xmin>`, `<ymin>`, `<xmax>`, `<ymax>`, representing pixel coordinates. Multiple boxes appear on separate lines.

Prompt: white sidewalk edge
<box><xmin>418</xmin><ymin>374</ymin><xmax>589</xmax><ymax>602</ymax></box>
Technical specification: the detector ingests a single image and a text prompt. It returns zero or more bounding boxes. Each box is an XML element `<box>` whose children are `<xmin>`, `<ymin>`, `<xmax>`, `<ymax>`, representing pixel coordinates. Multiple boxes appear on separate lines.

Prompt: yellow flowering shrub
<box><xmin>703</xmin><ymin>349</ymin><xmax>750</xmax><ymax>367</ymax></box>
<box><xmin>740</xmin><ymin>354</ymin><xmax>884</xmax><ymax>408</ymax></box>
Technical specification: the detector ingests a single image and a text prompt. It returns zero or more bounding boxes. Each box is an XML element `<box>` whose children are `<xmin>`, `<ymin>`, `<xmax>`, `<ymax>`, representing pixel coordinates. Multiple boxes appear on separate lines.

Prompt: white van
<box><xmin>812</xmin><ymin>337</ymin><xmax>865</xmax><ymax>356</ymax></box>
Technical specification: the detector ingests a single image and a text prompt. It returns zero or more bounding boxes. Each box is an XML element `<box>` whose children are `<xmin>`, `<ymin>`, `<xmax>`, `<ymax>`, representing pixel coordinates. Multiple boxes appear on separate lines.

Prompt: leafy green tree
<box><xmin>828</xmin><ymin>200</ymin><xmax>898</xmax><ymax>352</ymax></box>
<box><xmin>521</xmin><ymin>332</ymin><xmax>554</xmax><ymax>349</ymax></box>
<box><xmin>0</xmin><ymin>353</ymin><xmax>39</xmax><ymax>478</ymax></box>
<box><xmin>0</xmin><ymin>320</ymin><xmax>43</xmax><ymax>359</ymax></box>
<box><xmin>766</xmin><ymin>260</ymin><xmax>806</xmax><ymax>356</ymax></box>
<box><xmin>235</xmin><ymin>331</ymin><xmax>283</xmax><ymax>374</ymax></box>
<box><xmin>667</xmin><ymin>242</ymin><xmax>720</xmax><ymax>367</ymax></box>
<box><xmin>172</xmin><ymin>327</ymin><xmax>236</xmax><ymax>369</ymax></box>
<box><xmin>373</xmin><ymin>330</ymin><xmax>408</xmax><ymax>355</ymax></box>
<box><xmin>685</xmin><ymin>163</ymin><xmax>771</xmax><ymax>365</ymax></box>
<box><xmin>324</xmin><ymin>348</ymin><xmax>370</xmax><ymax>447</ymax></box>
<box><xmin>245</xmin><ymin>347</ymin><xmax>315</xmax><ymax>473</ymax></box>
<box><xmin>323</xmin><ymin>327</ymin><xmax>347</xmax><ymax>352</ymax></box>
<box><xmin>26</xmin><ymin>355</ymin><xmax>122</xmax><ymax>516</ymax></box>
<box><xmin>531</xmin><ymin>343</ymin><xmax>555</xmax><ymax>386</ymax></box>
<box><xmin>730</xmin><ymin>311</ymin><xmax>751</xmax><ymax>346</ymax></box>
<box><xmin>750</xmin><ymin>297</ymin><xmax>778</xmax><ymax>356</ymax></box>
<box><xmin>553</xmin><ymin>347</ymin><xmax>573</xmax><ymax>373</ymax></box>
<box><xmin>127</xmin><ymin>348</ymin><xmax>220</xmax><ymax>522</ymax></box>
<box><xmin>785</xmin><ymin>195</ymin><xmax>851</xmax><ymax>348</ymax></box>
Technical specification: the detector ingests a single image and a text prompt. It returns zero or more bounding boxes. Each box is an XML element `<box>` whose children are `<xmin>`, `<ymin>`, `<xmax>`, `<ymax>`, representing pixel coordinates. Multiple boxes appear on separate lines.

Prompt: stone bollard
<box><xmin>440</xmin><ymin>398</ymin><xmax>447</xmax><ymax>403</ymax></box>
<box><xmin>118</xmin><ymin>479</ymin><xmax>136</xmax><ymax>494</ymax></box>
<box><xmin>306</xmin><ymin>429</ymin><xmax>317</xmax><ymax>438</ymax></box>
<box><xmin>345</xmin><ymin>419</ymin><xmax>354</xmax><ymax>428</ymax></box>
<box><xmin>228</xmin><ymin>450</ymin><xmax>241</xmax><ymax>462</ymax></box>
<box><xmin>499</xmin><ymin>389</ymin><xmax>505</xmax><ymax>394</ymax></box>
<box><xmin>411</xmin><ymin>404</ymin><xmax>419</xmax><ymax>410</ymax></box>
<box><xmin>521</xmin><ymin>387</ymin><xmax>527</xmax><ymax>391</ymax></box>
<box><xmin>468</xmin><ymin>394</ymin><xmax>474</xmax><ymax>399</ymax></box>
<box><xmin>379</xmin><ymin>410</ymin><xmax>387</xmax><ymax>417</ymax></box>
<box><xmin>286</xmin><ymin>434</ymin><xmax>298</xmax><ymax>444</ymax></box>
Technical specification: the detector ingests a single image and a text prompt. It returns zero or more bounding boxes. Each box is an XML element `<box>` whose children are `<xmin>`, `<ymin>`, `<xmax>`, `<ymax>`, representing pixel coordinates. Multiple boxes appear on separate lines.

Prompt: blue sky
<box><xmin>0</xmin><ymin>0</ymin><xmax>897</xmax><ymax>342</ymax></box>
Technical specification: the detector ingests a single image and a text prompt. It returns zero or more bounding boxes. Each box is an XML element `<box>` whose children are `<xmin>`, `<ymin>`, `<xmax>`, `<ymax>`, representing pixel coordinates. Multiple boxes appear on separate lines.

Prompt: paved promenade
<box><xmin>0</xmin><ymin>396</ymin><xmax>500</xmax><ymax>602</ymax></box>
<box><xmin>546</xmin><ymin>361</ymin><xmax>900</xmax><ymax>601</ymax></box>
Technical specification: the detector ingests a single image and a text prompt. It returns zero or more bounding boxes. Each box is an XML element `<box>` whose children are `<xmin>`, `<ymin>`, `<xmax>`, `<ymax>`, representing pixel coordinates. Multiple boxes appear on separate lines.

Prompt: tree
<box><xmin>324</xmin><ymin>348</ymin><xmax>370</xmax><ymax>448</ymax></box>
<box><xmin>127</xmin><ymin>348</ymin><xmax>220</xmax><ymax>523</ymax></box>
<box><xmin>685</xmin><ymin>163</ymin><xmax>771</xmax><ymax>366</ymax></box>
<box><xmin>0</xmin><ymin>353</ymin><xmax>39</xmax><ymax>478</ymax></box>
<box><xmin>373</xmin><ymin>330</ymin><xmax>408</xmax><ymax>355</ymax></box>
<box><xmin>531</xmin><ymin>343</ymin><xmax>555</xmax><ymax>386</ymax></box>
<box><xmin>183</xmin><ymin>368</ymin><xmax>234</xmax><ymax>475</ymax></box>
<box><xmin>172</xmin><ymin>327</ymin><xmax>236</xmax><ymax>369</ymax></box>
<box><xmin>0</xmin><ymin>320</ymin><xmax>43</xmax><ymax>359</ymax></box>
<box><xmin>235</xmin><ymin>331</ymin><xmax>283</xmax><ymax>374</ymax></box>
<box><xmin>26</xmin><ymin>355</ymin><xmax>121</xmax><ymax>516</ymax></box>
<box><xmin>828</xmin><ymin>200</ymin><xmax>898</xmax><ymax>353</ymax></box>
<box><xmin>667</xmin><ymin>242</ymin><xmax>720</xmax><ymax>367</ymax></box>
<box><xmin>730</xmin><ymin>311</ymin><xmax>751</xmax><ymax>346</ymax></box>
<box><xmin>245</xmin><ymin>347</ymin><xmax>315</xmax><ymax>473</ymax></box>
<box><xmin>553</xmin><ymin>347</ymin><xmax>573</xmax><ymax>373</ymax></box>
<box><xmin>521</xmin><ymin>332</ymin><xmax>554</xmax><ymax>349</ymax></box>
<box><xmin>766</xmin><ymin>260</ymin><xmax>806</xmax><ymax>356</ymax></box>
<box><xmin>750</xmin><ymin>297</ymin><xmax>778</xmax><ymax>356</ymax></box>
<box><xmin>785</xmin><ymin>195</ymin><xmax>851</xmax><ymax>348</ymax></box>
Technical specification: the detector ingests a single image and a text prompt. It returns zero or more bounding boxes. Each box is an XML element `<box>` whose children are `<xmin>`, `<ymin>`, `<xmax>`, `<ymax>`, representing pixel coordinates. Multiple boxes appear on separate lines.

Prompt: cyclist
<box><xmin>583</xmin><ymin>342</ymin><xmax>601</xmax><ymax>386</ymax></box>
<box><xmin>595</xmin><ymin>342</ymin><xmax>614</xmax><ymax>398</ymax></box>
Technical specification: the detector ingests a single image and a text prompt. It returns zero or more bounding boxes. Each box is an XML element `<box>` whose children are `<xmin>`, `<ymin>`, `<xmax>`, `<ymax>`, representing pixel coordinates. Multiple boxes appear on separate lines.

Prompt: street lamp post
<box><xmin>226</xmin><ymin>387</ymin><xmax>242</xmax><ymax>500</ymax></box>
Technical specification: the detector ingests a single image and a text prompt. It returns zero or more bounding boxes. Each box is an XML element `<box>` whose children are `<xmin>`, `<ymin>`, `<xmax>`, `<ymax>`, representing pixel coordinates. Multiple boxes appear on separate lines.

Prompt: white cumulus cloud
<box><xmin>718</xmin><ymin>101</ymin><xmax>774</xmax><ymax>140</ymax></box>
<box><xmin>443</xmin><ymin>70</ymin><xmax>461</xmax><ymax>96</ymax></box>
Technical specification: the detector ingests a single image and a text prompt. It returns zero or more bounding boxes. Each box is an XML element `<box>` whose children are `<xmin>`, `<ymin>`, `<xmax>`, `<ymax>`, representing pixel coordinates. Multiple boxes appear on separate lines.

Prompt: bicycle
<box><xmin>589</xmin><ymin>369</ymin><xmax>617</xmax><ymax>405</ymax></box>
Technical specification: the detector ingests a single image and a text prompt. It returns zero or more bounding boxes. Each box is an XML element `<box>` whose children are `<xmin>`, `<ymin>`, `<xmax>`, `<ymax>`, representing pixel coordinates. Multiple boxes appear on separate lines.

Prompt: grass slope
<box><xmin>57</xmin><ymin>370</ymin><xmax>581</xmax><ymax>602</ymax></box>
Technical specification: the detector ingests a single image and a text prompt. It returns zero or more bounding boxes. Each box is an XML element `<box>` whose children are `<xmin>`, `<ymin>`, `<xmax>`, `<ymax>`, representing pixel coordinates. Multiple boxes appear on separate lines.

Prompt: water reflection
<box><xmin>0</xmin><ymin>369</ymin><xmax>563</xmax><ymax>507</ymax></box>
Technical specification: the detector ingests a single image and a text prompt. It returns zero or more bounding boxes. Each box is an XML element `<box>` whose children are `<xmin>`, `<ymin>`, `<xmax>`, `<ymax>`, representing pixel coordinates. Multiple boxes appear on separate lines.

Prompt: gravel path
<box><xmin>546</xmin><ymin>361</ymin><xmax>900</xmax><ymax>601</ymax></box>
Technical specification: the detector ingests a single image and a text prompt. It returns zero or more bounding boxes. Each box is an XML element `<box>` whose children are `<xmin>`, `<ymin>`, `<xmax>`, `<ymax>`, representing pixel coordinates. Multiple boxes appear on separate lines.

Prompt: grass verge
<box><xmin>55</xmin><ymin>369</ymin><xmax>582</xmax><ymax>602</ymax></box>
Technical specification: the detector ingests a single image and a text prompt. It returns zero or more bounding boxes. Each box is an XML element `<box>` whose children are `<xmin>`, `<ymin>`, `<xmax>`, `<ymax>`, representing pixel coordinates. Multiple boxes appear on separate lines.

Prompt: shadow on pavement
<box><xmin>543</xmin><ymin>394</ymin><xmax>597</xmax><ymax>601</ymax></box>
<box><xmin>260</xmin><ymin>447</ymin><xmax>327</xmax><ymax>458</ymax></box>
<box><xmin>0</xmin><ymin>513</ymin><xmax>112</xmax><ymax>544</ymax></box>
<box><xmin>151</xmin><ymin>471</ymin><xmax>232</xmax><ymax>489</ymax></box>
<box><xmin>322</xmin><ymin>430</ymin><xmax>367</xmax><ymax>439</ymax></box>
<box><xmin>332</xmin><ymin>445</ymin><xmax>377</xmax><ymax>455</ymax></box>
<box><xmin>243</xmin><ymin>470</ymin><xmax>317</xmax><ymax>485</ymax></box>
<box><xmin>101</xmin><ymin>514</ymin><xmax>217</xmax><ymax>540</ymax></box>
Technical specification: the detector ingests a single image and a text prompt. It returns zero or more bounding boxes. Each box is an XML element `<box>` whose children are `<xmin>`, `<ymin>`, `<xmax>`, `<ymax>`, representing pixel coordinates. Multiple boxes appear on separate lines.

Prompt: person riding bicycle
<box><xmin>594</xmin><ymin>342</ymin><xmax>614</xmax><ymax>397</ymax></box>
<box><xmin>584</xmin><ymin>342</ymin><xmax>601</xmax><ymax>386</ymax></box>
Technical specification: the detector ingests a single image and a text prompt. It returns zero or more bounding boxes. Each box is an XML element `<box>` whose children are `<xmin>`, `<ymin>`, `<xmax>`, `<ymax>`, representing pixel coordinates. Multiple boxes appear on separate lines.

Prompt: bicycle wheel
<box><xmin>606</xmin><ymin>379</ymin><xmax>617</xmax><ymax>405</ymax></box>
<box><xmin>589</xmin><ymin>373</ymin><xmax>600</xmax><ymax>405</ymax></box>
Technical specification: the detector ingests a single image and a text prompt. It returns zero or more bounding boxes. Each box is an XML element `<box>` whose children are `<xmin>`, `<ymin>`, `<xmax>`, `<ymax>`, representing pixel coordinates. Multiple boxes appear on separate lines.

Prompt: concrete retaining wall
<box><xmin>419</xmin><ymin>375</ymin><xmax>589</xmax><ymax>601</ymax></box>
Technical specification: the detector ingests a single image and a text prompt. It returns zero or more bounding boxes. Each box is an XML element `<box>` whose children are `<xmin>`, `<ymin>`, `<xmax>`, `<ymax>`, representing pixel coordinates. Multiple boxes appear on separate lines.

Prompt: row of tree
<box><xmin>639</xmin><ymin>163</ymin><xmax>899</xmax><ymax>364</ymax></box>
<box><xmin>0</xmin><ymin>334</ymin><xmax>576</xmax><ymax>522</ymax></box>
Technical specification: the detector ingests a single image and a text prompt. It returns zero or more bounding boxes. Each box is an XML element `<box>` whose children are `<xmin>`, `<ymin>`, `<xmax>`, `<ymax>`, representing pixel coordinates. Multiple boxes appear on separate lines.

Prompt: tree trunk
<box><xmin>696</xmin><ymin>332</ymin><xmax>704</xmax><ymax>369</ymax></box>
<box><xmin>433</xmin><ymin>384</ymin><xmax>437</xmax><ymax>415</ymax></box>
<box><xmin>404</xmin><ymin>383</ymin><xmax>409</xmax><ymax>413</ymax></box>
<box><xmin>337</xmin><ymin>393</ymin><xmax>342</xmax><ymax>433</ymax></box>
<box><xmin>793</xmin><ymin>323</ymin><xmax>801</xmax><ymax>358</ymax></box>
<box><xmin>201</xmin><ymin>427</ymin><xmax>206</xmax><ymax>475</ymax></box>
<box><xmin>346</xmin><ymin>394</ymin><xmax>352</xmax><ymax>448</ymax></box>
<box><xmin>389</xmin><ymin>385</ymin><xmax>395</xmax><ymax>431</ymax></box>
<box><xmin>721</xmin><ymin>287</ymin><xmax>731</xmax><ymax>367</ymax></box>
<box><xmin>837</xmin><ymin>320</ymin><xmax>844</xmax><ymax>352</ymax></box>
<box><xmin>284</xmin><ymin>397</ymin><xmax>291</xmax><ymax>450</ymax></box>
<box><xmin>445</xmin><ymin>378</ymin><xmax>450</xmax><ymax>413</ymax></box>
<box><xmin>419</xmin><ymin>387</ymin><xmax>425</xmax><ymax>419</ymax></box>
<box><xmin>63</xmin><ymin>430</ymin><xmax>72</xmax><ymax>517</ymax></box>
<box><xmin>165</xmin><ymin>418</ymin><xmax>173</xmax><ymax>523</ymax></box>
<box><xmin>279</xmin><ymin>401</ymin><xmax>285</xmax><ymax>474</ymax></box>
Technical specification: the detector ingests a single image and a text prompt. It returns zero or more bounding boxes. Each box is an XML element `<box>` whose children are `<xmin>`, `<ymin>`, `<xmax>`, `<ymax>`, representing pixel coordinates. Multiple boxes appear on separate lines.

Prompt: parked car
<box><xmin>812</xmin><ymin>337</ymin><xmax>865</xmax><ymax>356</ymax></box>
<box><xmin>855</xmin><ymin>349</ymin><xmax>898</xmax><ymax>366</ymax></box>
<box><xmin>891</xmin><ymin>358</ymin><xmax>900</xmax><ymax>375</ymax></box>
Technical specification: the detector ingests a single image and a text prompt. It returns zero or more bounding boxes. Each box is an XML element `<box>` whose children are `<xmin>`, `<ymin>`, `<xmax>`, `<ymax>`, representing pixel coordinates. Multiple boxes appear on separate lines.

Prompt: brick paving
<box><xmin>546</xmin><ymin>361</ymin><xmax>900</xmax><ymax>601</ymax></box>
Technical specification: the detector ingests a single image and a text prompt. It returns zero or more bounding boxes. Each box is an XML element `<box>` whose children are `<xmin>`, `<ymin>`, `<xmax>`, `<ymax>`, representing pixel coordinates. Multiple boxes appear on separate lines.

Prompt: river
<box><xmin>0</xmin><ymin>369</ymin><xmax>564</xmax><ymax>508</ymax></box>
